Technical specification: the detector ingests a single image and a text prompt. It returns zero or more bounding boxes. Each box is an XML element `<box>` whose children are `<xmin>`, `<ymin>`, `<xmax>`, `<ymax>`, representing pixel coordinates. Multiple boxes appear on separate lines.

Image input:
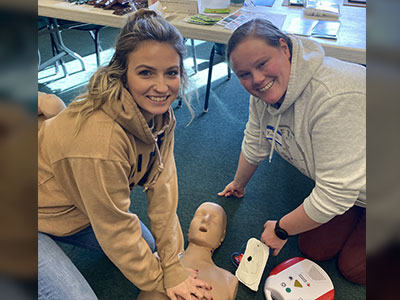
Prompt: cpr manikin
<box><xmin>138</xmin><ymin>202</ymin><xmax>238</xmax><ymax>300</ymax></box>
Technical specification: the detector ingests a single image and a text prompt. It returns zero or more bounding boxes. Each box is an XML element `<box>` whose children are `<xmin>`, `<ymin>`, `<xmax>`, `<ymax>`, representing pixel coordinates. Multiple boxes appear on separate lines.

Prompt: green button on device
<box><xmin>285</xmin><ymin>287</ymin><xmax>291</xmax><ymax>293</ymax></box>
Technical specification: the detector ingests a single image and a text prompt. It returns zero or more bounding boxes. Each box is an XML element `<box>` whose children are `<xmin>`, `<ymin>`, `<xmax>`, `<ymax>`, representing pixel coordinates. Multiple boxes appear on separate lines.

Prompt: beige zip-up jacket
<box><xmin>38</xmin><ymin>88</ymin><xmax>188</xmax><ymax>293</ymax></box>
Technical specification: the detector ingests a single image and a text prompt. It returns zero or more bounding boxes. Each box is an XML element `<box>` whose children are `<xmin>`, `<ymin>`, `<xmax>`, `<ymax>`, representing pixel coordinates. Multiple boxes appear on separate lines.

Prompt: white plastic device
<box><xmin>235</xmin><ymin>238</ymin><xmax>270</xmax><ymax>291</ymax></box>
<box><xmin>264</xmin><ymin>257</ymin><xmax>334</xmax><ymax>300</ymax></box>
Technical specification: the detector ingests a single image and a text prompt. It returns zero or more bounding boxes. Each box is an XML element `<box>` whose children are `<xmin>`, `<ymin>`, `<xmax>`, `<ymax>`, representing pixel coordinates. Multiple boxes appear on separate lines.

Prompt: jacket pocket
<box><xmin>38</xmin><ymin>205</ymin><xmax>76</xmax><ymax>218</ymax></box>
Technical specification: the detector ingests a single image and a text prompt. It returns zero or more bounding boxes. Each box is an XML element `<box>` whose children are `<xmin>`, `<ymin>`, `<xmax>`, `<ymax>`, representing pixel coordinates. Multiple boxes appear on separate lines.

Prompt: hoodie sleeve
<box><xmin>241</xmin><ymin>96</ymin><xmax>271</xmax><ymax>165</ymax></box>
<box><xmin>303</xmin><ymin>91</ymin><xmax>366</xmax><ymax>223</ymax></box>
<box><xmin>52</xmin><ymin>156</ymin><xmax>166</xmax><ymax>293</ymax></box>
<box><xmin>144</xmin><ymin>130</ymin><xmax>189</xmax><ymax>290</ymax></box>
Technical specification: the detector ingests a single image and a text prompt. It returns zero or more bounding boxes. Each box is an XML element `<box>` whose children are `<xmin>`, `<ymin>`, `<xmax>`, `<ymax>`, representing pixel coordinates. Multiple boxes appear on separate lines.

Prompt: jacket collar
<box><xmin>101</xmin><ymin>87</ymin><xmax>175</xmax><ymax>144</ymax></box>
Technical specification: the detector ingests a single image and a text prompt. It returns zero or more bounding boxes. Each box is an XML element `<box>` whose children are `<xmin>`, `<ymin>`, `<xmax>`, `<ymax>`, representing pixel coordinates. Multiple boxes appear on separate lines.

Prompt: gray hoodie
<box><xmin>241</xmin><ymin>35</ymin><xmax>366</xmax><ymax>223</ymax></box>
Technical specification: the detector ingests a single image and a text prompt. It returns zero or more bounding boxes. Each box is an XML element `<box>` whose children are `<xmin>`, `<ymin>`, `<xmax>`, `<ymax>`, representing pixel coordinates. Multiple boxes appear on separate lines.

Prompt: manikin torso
<box><xmin>137</xmin><ymin>246</ymin><xmax>238</xmax><ymax>300</ymax></box>
<box><xmin>137</xmin><ymin>202</ymin><xmax>238</xmax><ymax>300</ymax></box>
<box><xmin>180</xmin><ymin>244</ymin><xmax>238</xmax><ymax>300</ymax></box>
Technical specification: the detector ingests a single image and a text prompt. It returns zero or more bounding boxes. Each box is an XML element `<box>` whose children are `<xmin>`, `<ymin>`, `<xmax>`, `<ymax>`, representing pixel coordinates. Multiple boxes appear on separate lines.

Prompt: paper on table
<box><xmin>311</xmin><ymin>20</ymin><xmax>341</xmax><ymax>39</ymax></box>
<box><xmin>216</xmin><ymin>7</ymin><xmax>286</xmax><ymax>31</ymax></box>
<box><xmin>254</xmin><ymin>0</ymin><xmax>276</xmax><ymax>7</ymax></box>
<box><xmin>304</xmin><ymin>0</ymin><xmax>340</xmax><ymax>18</ymax></box>
<box><xmin>284</xmin><ymin>17</ymin><xmax>318</xmax><ymax>36</ymax></box>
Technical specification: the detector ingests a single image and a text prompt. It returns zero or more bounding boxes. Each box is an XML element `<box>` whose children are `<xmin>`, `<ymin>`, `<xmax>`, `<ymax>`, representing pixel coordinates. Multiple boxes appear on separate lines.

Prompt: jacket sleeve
<box><xmin>144</xmin><ymin>131</ymin><xmax>189</xmax><ymax>290</ymax></box>
<box><xmin>303</xmin><ymin>92</ymin><xmax>366</xmax><ymax>223</ymax></box>
<box><xmin>52</xmin><ymin>156</ymin><xmax>166</xmax><ymax>293</ymax></box>
<box><xmin>241</xmin><ymin>96</ymin><xmax>271</xmax><ymax>165</ymax></box>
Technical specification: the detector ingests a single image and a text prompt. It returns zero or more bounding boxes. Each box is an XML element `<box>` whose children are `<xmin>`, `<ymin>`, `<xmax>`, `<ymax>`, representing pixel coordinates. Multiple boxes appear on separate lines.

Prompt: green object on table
<box><xmin>203</xmin><ymin>8</ymin><xmax>230</xmax><ymax>13</ymax></box>
<box><xmin>188</xmin><ymin>14</ymin><xmax>223</xmax><ymax>25</ymax></box>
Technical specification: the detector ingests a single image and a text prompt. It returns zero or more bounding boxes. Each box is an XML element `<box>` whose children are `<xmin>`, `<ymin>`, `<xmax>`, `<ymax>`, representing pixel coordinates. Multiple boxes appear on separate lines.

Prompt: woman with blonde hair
<box><xmin>38</xmin><ymin>9</ymin><xmax>211</xmax><ymax>300</ymax></box>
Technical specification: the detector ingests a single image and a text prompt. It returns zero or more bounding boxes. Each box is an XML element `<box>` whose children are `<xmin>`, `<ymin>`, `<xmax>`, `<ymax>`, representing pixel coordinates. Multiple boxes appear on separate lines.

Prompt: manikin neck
<box><xmin>184</xmin><ymin>243</ymin><xmax>217</xmax><ymax>265</ymax></box>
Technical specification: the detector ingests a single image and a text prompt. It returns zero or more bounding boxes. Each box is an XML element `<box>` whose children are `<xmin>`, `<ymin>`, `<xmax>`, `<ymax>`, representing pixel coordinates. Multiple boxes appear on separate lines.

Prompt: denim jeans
<box><xmin>38</xmin><ymin>221</ymin><xmax>155</xmax><ymax>300</ymax></box>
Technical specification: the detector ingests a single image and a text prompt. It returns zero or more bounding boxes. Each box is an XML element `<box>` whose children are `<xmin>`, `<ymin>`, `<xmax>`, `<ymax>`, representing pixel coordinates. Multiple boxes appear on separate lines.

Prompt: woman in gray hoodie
<box><xmin>219</xmin><ymin>19</ymin><xmax>365</xmax><ymax>284</ymax></box>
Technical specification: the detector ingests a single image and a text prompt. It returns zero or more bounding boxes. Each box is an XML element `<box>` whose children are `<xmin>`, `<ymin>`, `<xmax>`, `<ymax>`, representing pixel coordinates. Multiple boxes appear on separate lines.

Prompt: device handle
<box><xmin>264</xmin><ymin>289</ymin><xmax>273</xmax><ymax>300</ymax></box>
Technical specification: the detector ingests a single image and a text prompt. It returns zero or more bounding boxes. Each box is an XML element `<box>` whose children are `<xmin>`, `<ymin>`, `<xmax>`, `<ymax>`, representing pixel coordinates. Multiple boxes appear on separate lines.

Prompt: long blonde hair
<box><xmin>68</xmin><ymin>9</ymin><xmax>192</xmax><ymax>132</ymax></box>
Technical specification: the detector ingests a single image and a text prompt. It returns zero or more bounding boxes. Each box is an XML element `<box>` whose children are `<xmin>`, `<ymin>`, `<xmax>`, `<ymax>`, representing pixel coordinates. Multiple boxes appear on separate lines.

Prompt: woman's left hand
<box><xmin>261</xmin><ymin>220</ymin><xmax>288</xmax><ymax>256</ymax></box>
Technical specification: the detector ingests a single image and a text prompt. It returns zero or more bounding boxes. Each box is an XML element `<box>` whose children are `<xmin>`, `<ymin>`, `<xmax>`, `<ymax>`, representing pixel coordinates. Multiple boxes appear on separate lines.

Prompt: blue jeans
<box><xmin>38</xmin><ymin>221</ymin><xmax>155</xmax><ymax>300</ymax></box>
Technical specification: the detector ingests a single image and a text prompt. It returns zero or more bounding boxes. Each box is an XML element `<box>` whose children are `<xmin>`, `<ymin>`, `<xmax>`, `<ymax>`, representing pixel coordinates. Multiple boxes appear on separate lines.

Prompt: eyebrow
<box><xmin>135</xmin><ymin>64</ymin><xmax>179</xmax><ymax>71</ymax></box>
<box><xmin>197</xmin><ymin>211</ymin><xmax>221</xmax><ymax>218</ymax></box>
<box><xmin>236</xmin><ymin>55</ymin><xmax>270</xmax><ymax>72</ymax></box>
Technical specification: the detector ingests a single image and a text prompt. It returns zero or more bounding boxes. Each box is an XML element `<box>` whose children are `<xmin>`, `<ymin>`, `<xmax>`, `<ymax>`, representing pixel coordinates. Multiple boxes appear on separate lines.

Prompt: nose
<box><xmin>153</xmin><ymin>76</ymin><xmax>168</xmax><ymax>93</ymax></box>
<box><xmin>201</xmin><ymin>214</ymin><xmax>211</xmax><ymax>224</ymax></box>
<box><xmin>252</xmin><ymin>70</ymin><xmax>265</xmax><ymax>87</ymax></box>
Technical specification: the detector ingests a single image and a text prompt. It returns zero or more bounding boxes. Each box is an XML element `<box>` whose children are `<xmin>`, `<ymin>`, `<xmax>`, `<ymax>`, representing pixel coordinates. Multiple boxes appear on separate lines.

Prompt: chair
<box><xmin>204</xmin><ymin>43</ymin><xmax>231</xmax><ymax>112</ymax></box>
<box><xmin>38</xmin><ymin>17</ymin><xmax>86</xmax><ymax>76</ymax></box>
<box><xmin>56</xmin><ymin>19</ymin><xmax>106</xmax><ymax>67</ymax></box>
<box><xmin>177</xmin><ymin>38</ymin><xmax>199</xmax><ymax>107</ymax></box>
<box><xmin>189</xmin><ymin>38</ymin><xmax>198</xmax><ymax>74</ymax></box>
<box><xmin>38</xmin><ymin>17</ymin><xmax>106</xmax><ymax>77</ymax></box>
<box><xmin>177</xmin><ymin>41</ymin><xmax>231</xmax><ymax>111</ymax></box>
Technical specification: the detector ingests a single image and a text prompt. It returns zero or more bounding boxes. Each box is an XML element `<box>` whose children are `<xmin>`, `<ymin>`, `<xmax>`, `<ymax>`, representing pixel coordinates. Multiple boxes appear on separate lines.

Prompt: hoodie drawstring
<box><xmin>154</xmin><ymin>136</ymin><xmax>164</xmax><ymax>170</ymax></box>
<box><xmin>152</xmin><ymin>109</ymin><xmax>172</xmax><ymax>172</ymax></box>
<box><xmin>269</xmin><ymin>114</ymin><xmax>281</xmax><ymax>163</ymax></box>
<box><xmin>143</xmin><ymin>139</ymin><xmax>165</xmax><ymax>191</ymax></box>
<box><xmin>258</xmin><ymin>103</ymin><xmax>267</xmax><ymax>147</ymax></box>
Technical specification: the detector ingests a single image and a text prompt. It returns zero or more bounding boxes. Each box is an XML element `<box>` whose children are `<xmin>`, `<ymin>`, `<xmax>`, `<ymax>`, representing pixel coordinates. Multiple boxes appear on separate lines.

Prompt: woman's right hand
<box><xmin>166</xmin><ymin>272</ymin><xmax>212</xmax><ymax>300</ymax></box>
<box><xmin>217</xmin><ymin>181</ymin><xmax>245</xmax><ymax>198</ymax></box>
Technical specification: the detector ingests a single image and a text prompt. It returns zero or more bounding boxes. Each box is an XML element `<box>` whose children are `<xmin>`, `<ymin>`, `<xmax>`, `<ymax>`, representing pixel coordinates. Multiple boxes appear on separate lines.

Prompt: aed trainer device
<box><xmin>264</xmin><ymin>257</ymin><xmax>334</xmax><ymax>300</ymax></box>
<box><xmin>235</xmin><ymin>238</ymin><xmax>270</xmax><ymax>292</ymax></box>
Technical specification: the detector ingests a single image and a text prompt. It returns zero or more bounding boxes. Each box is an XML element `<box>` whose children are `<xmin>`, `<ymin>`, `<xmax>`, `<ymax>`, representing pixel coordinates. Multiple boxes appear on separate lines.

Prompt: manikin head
<box><xmin>188</xmin><ymin>202</ymin><xmax>227</xmax><ymax>251</ymax></box>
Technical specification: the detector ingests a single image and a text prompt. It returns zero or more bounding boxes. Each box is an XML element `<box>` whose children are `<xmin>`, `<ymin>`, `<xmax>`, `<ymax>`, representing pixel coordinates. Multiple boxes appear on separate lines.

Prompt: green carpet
<box><xmin>39</xmin><ymin>26</ymin><xmax>366</xmax><ymax>300</ymax></box>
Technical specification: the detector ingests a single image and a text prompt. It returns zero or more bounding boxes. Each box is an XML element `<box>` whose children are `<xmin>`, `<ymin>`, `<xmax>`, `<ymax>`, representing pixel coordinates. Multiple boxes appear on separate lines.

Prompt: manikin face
<box><xmin>126</xmin><ymin>41</ymin><xmax>181</xmax><ymax>122</ymax></box>
<box><xmin>188</xmin><ymin>202</ymin><xmax>227</xmax><ymax>250</ymax></box>
<box><xmin>230</xmin><ymin>37</ymin><xmax>291</xmax><ymax>106</ymax></box>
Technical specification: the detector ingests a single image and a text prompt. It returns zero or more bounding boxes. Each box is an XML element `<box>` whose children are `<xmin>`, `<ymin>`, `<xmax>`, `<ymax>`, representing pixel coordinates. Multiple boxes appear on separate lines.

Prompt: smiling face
<box><xmin>126</xmin><ymin>41</ymin><xmax>181</xmax><ymax>122</ymax></box>
<box><xmin>188</xmin><ymin>202</ymin><xmax>227</xmax><ymax>250</ymax></box>
<box><xmin>230</xmin><ymin>37</ymin><xmax>291</xmax><ymax>105</ymax></box>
